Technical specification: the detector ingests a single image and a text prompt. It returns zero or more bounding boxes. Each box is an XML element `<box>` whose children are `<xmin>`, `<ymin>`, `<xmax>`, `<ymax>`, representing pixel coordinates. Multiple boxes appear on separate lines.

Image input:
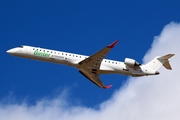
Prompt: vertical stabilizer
<box><xmin>145</xmin><ymin>54</ymin><xmax>174</xmax><ymax>71</ymax></box>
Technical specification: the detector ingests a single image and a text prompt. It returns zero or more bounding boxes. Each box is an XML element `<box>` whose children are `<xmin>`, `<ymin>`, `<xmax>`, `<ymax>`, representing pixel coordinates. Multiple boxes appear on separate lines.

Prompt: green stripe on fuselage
<box><xmin>34</xmin><ymin>50</ymin><xmax>50</xmax><ymax>57</ymax></box>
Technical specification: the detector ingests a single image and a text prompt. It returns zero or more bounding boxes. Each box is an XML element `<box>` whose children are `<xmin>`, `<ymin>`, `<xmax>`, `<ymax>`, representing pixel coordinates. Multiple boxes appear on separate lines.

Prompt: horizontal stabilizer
<box><xmin>157</xmin><ymin>54</ymin><xmax>175</xmax><ymax>60</ymax></box>
<box><xmin>157</xmin><ymin>54</ymin><xmax>174</xmax><ymax>70</ymax></box>
<box><xmin>163</xmin><ymin>61</ymin><xmax>172</xmax><ymax>70</ymax></box>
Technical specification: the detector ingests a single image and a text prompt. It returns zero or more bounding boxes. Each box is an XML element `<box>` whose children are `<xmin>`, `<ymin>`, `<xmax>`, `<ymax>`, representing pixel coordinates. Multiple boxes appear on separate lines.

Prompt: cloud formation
<box><xmin>1</xmin><ymin>22</ymin><xmax>180</xmax><ymax>120</ymax></box>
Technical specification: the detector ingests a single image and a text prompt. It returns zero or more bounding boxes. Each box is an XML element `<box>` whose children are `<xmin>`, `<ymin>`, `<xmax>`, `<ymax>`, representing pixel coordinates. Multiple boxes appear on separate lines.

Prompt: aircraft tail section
<box><xmin>144</xmin><ymin>54</ymin><xmax>174</xmax><ymax>71</ymax></box>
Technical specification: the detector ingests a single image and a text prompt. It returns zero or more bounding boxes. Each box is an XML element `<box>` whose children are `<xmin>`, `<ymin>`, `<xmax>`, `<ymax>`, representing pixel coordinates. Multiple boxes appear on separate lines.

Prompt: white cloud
<box><xmin>1</xmin><ymin>22</ymin><xmax>180</xmax><ymax>120</ymax></box>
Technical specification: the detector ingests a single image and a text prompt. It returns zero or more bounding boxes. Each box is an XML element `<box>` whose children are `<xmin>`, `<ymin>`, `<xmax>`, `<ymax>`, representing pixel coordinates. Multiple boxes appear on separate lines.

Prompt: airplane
<box><xmin>7</xmin><ymin>40</ymin><xmax>174</xmax><ymax>89</ymax></box>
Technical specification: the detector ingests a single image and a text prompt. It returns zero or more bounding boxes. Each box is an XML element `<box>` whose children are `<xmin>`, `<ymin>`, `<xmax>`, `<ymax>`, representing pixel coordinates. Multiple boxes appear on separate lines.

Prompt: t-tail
<box><xmin>144</xmin><ymin>54</ymin><xmax>175</xmax><ymax>72</ymax></box>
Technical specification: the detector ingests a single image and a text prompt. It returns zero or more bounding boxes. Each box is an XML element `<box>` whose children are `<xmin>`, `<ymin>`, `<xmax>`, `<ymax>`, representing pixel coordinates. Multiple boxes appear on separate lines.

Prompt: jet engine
<box><xmin>124</xmin><ymin>58</ymin><xmax>141</xmax><ymax>67</ymax></box>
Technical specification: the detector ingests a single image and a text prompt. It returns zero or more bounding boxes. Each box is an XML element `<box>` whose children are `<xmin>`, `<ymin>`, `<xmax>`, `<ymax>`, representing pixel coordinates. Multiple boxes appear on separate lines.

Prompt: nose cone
<box><xmin>6</xmin><ymin>49</ymin><xmax>16</xmax><ymax>54</ymax></box>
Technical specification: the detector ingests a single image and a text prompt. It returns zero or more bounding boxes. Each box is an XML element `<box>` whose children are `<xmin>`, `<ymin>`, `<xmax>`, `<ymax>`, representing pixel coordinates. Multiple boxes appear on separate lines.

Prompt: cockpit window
<box><xmin>18</xmin><ymin>46</ymin><xmax>23</xmax><ymax>48</ymax></box>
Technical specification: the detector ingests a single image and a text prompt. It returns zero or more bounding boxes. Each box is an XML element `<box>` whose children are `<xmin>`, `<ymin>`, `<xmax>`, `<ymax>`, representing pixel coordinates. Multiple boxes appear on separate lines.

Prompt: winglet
<box><xmin>104</xmin><ymin>84</ymin><xmax>112</xmax><ymax>89</ymax></box>
<box><xmin>108</xmin><ymin>40</ymin><xmax>119</xmax><ymax>48</ymax></box>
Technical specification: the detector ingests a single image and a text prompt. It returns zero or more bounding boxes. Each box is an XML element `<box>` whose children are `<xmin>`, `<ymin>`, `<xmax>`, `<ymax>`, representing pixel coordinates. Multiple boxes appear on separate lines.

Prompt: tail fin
<box><xmin>145</xmin><ymin>54</ymin><xmax>175</xmax><ymax>71</ymax></box>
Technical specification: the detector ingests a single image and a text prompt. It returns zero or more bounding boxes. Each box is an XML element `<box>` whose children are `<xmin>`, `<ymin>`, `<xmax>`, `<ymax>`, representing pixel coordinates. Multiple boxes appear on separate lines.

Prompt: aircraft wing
<box><xmin>78</xmin><ymin>40</ymin><xmax>118</xmax><ymax>88</ymax></box>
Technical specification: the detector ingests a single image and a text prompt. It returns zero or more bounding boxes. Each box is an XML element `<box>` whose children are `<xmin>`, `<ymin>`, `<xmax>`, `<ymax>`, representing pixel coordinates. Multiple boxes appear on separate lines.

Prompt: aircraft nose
<box><xmin>6</xmin><ymin>49</ymin><xmax>16</xmax><ymax>54</ymax></box>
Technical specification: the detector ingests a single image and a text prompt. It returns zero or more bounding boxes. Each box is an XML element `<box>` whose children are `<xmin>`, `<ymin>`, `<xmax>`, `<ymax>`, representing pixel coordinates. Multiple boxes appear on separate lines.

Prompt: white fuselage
<box><xmin>7</xmin><ymin>45</ymin><xmax>158</xmax><ymax>76</ymax></box>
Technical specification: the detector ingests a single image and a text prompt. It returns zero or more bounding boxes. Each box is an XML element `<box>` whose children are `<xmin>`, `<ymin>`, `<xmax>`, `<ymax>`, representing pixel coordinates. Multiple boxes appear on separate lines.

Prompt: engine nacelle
<box><xmin>124</xmin><ymin>58</ymin><xmax>140</xmax><ymax>67</ymax></box>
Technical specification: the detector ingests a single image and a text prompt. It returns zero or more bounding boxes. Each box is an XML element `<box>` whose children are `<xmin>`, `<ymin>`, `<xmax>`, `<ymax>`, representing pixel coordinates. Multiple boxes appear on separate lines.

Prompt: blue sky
<box><xmin>1</xmin><ymin>0</ymin><xmax>180</xmax><ymax>109</ymax></box>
